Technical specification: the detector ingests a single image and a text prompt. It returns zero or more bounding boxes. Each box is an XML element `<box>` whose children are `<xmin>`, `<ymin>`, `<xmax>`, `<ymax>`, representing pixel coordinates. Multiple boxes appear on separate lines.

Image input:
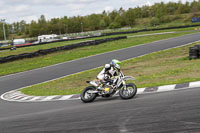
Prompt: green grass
<box><xmin>0</xmin><ymin>31</ymin><xmax>199</xmax><ymax>77</ymax></box>
<box><xmin>20</xmin><ymin>41</ymin><xmax>200</xmax><ymax>96</ymax></box>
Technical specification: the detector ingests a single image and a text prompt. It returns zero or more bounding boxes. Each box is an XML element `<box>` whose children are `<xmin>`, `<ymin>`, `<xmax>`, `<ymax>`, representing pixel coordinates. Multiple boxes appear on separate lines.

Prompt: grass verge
<box><xmin>20</xmin><ymin>41</ymin><xmax>200</xmax><ymax>96</ymax></box>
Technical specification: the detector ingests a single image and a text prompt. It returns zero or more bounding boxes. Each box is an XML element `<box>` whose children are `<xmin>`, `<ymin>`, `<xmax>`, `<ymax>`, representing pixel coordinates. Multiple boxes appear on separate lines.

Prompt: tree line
<box><xmin>1</xmin><ymin>0</ymin><xmax>200</xmax><ymax>40</ymax></box>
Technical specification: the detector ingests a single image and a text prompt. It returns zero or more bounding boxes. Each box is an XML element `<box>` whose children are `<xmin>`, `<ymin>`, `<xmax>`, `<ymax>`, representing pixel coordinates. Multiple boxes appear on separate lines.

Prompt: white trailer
<box><xmin>38</xmin><ymin>34</ymin><xmax>58</xmax><ymax>42</ymax></box>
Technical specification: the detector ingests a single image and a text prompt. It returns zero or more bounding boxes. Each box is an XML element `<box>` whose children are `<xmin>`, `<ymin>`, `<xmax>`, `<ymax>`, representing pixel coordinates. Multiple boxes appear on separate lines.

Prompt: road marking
<box><xmin>189</xmin><ymin>81</ymin><xmax>200</xmax><ymax>87</ymax></box>
<box><xmin>59</xmin><ymin>95</ymin><xmax>73</xmax><ymax>100</ymax></box>
<box><xmin>137</xmin><ymin>88</ymin><xmax>146</xmax><ymax>94</ymax></box>
<box><xmin>1</xmin><ymin>81</ymin><xmax>200</xmax><ymax>102</ymax></box>
<box><xmin>28</xmin><ymin>97</ymin><xmax>42</xmax><ymax>101</ymax></box>
<box><xmin>128</xmin><ymin>32</ymin><xmax>176</xmax><ymax>38</ymax></box>
<box><xmin>157</xmin><ymin>85</ymin><xmax>176</xmax><ymax>92</ymax></box>
<box><xmin>41</xmin><ymin>96</ymin><xmax>58</xmax><ymax>101</ymax></box>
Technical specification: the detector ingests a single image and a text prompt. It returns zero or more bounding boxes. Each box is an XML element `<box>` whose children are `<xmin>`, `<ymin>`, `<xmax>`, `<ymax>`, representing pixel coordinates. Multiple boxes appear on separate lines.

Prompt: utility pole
<box><xmin>81</xmin><ymin>22</ymin><xmax>83</xmax><ymax>33</ymax></box>
<box><xmin>1</xmin><ymin>19</ymin><xmax>6</xmax><ymax>41</ymax></box>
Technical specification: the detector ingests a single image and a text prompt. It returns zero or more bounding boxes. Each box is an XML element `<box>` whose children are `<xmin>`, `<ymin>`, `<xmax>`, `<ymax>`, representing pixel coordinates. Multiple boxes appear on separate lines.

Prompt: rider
<box><xmin>97</xmin><ymin>59</ymin><xmax>121</xmax><ymax>93</ymax></box>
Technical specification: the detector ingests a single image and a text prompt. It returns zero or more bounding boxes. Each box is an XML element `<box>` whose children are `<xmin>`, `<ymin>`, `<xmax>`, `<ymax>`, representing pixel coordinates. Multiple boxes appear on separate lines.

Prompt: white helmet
<box><xmin>104</xmin><ymin>64</ymin><xmax>111</xmax><ymax>71</ymax></box>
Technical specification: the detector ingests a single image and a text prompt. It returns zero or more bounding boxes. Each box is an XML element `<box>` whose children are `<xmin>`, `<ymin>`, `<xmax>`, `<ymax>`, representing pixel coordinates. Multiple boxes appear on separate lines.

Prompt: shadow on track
<box><xmin>80</xmin><ymin>95</ymin><xmax>139</xmax><ymax>104</ymax></box>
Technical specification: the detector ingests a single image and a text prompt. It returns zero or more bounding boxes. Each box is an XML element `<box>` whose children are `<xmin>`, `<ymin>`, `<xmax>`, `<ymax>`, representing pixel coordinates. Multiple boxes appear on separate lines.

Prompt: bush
<box><xmin>184</xmin><ymin>14</ymin><xmax>193</xmax><ymax>22</ymax></box>
<box><xmin>109</xmin><ymin>22</ymin><xmax>122</xmax><ymax>29</ymax></box>
<box><xmin>170</xmin><ymin>15</ymin><xmax>182</xmax><ymax>21</ymax></box>
<box><xmin>160</xmin><ymin>16</ymin><xmax>171</xmax><ymax>23</ymax></box>
<box><xmin>150</xmin><ymin>17</ymin><xmax>160</xmax><ymax>26</ymax></box>
<box><xmin>17</xmin><ymin>32</ymin><xmax>22</xmax><ymax>36</ymax></box>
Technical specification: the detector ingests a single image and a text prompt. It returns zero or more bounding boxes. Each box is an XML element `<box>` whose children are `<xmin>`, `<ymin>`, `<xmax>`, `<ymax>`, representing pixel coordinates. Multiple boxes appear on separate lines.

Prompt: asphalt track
<box><xmin>1</xmin><ymin>32</ymin><xmax>200</xmax><ymax>133</ymax></box>
<box><xmin>1</xmin><ymin>87</ymin><xmax>200</xmax><ymax>133</ymax></box>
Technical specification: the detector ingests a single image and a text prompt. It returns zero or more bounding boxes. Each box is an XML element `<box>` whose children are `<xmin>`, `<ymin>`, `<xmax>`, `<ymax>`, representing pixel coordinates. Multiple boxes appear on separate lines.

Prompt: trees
<box><xmin>2</xmin><ymin>0</ymin><xmax>200</xmax><ymax>40</ymax></box>
<box><xmin>88</xmin><ymin>14</ymin><xmax>101</xmax><ymax>31</ymax></box>
<box><xmin>176</xmin><ymin>1</ymin><xmax>190</xmax><ymax>14</ymax></box>
<box><xmin>48</xmin><ymin>18</ymin><xmax>63</xmax><ymax>34</ymax></box>
<box><xmin>61</xmin><ymin>16</ymin><xmax>69</xmax><ymax>34</ymax></box>
<box><xmin>29</xmin><ymin>20</ymin><xmax>40</xmax><ymax>37</ymax></box>
<box><xmin>125</xmin><ymin>8</ymin><xmax>136</xmax><ymax>27</ymax></box>
<box><xmin>190</xmin><ymin>0</ymin><xmax>200</xmax><ymax>13</ymax></box>
<box><xmin>38</xmin><ymin>15</ymin><xmax>47</xmax><ymax>35</ymax></box>
<box><xmin>141</xmin><ymin>6</ymin><xmax>150</xmax><ymax>18</ymax></box>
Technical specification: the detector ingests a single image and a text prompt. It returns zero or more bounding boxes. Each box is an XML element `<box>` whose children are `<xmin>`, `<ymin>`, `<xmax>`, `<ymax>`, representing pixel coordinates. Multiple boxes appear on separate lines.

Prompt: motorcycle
<box><xmin>80</xmin><ymin>71</ymin><xmax>137</xmax><ymax>103</ymax></box>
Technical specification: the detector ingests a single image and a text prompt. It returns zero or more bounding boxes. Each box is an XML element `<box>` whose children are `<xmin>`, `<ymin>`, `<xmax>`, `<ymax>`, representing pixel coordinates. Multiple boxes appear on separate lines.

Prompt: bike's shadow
<box><xmin>86</xmin><ymin>95</ymin><xmax>138</xmax><ymax>103</ymax></box>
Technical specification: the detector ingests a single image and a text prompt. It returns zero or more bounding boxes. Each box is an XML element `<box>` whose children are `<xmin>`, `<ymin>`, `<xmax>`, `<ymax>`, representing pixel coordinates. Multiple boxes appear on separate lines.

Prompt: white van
<box><xmin>13</xmin><ymin>39</ymin><xmax>26</xmax><ymax>45</ymax></box>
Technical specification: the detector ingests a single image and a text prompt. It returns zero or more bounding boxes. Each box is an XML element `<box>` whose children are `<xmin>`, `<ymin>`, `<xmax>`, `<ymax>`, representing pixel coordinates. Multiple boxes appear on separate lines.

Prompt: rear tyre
<box><xmin>119</xmin><ymin>83</ymin><xmax>137</xmax><ymax>99</ymax></box>
<box><xmin>81</xmin><ymin>86</ymin><xmax>97</xmax><ymax>103</ymax></box>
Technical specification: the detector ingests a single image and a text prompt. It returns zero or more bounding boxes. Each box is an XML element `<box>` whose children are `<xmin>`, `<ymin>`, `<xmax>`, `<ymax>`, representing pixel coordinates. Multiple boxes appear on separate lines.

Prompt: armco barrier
<box><xmin>0</xmin><ymin>36</ymin><xmax>127</xmax><ymax>63</ymax></box>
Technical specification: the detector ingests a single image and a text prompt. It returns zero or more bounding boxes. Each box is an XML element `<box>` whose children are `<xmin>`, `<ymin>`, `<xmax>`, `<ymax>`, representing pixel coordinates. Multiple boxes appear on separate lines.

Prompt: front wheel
<box><xmin>81</xmin><ymin>86</ymin><xmax>97</xmax><ymax>103</ymax></box>
<box><xmin>119</xmin><ymin>83</ymin><xmax>137</xmax><ymax>99</ymax></box>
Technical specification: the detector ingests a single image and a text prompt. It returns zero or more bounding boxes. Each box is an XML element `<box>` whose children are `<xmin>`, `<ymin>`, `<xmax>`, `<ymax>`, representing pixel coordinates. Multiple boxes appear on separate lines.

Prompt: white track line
<box><xmin>137</xmin><ymin>88</ymin><xmax>146</xmax><ymax>94</ymax></box>
<box><xmin>157</xmin><ymin>85</ymin><xmax>176</xmax><ymax>92</ymax></box>
<box><xmin>189</xmin><ymin>81</ymin><xmax>200</xmax><ymax>87</ymax></box>
<box><xmin>128</xmin><ymin>32</ymin><xmax>176</xmax><ymax>38</ymax></box>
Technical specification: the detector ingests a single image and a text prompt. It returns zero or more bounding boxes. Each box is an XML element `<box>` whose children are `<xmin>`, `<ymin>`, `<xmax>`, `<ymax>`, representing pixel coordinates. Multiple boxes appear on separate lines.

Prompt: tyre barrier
<box><xmin>0</xmin><ymin>36</ymin><xmax>127</xmax><ymax>63</ymax></box>
<box><xmin>0</xmin><ymin>36</ymin><xmax>103</xmax><ymax>51</ymax></box>
<box><xmin>0</xmin><ymin>47</ymin><xmax>11</xmax><ymax>51</ymax></box>
<box><xmin>189</xmin><ymin>45</ymin><xmax>200</xmax><ymax>60</ymax></box>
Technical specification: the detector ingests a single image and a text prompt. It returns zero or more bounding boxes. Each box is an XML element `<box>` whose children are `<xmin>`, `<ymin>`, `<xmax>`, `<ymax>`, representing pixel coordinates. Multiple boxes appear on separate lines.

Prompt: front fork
<box><xmin>122</xmin><ymin>80</ymin><xmax>127</xmax><ymax>90</ymax></box>
<box><xmin>122</xmin><ymin>80</ymin><xmax>132</xmax><ymax>94</ymax></box>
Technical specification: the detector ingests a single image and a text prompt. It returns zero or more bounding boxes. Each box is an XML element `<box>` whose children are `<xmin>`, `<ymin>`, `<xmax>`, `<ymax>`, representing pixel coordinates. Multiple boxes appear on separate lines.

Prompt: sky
<box><xmin>0</xmin><ymin>0</ymin><xmax>195</xmax><ymax>24</ymax></box>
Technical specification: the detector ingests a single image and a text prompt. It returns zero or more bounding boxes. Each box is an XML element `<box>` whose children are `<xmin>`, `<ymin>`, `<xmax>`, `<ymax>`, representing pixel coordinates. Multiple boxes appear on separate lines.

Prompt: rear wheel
<box><xmin>81</xmin><ymin>86</ymin><xmax>97</xmax><ymax>103</ymax></box>
<box><xmin>119</xmin><ymin>83</ymin><xmax>137</xmax><ymax>99</ymax></box>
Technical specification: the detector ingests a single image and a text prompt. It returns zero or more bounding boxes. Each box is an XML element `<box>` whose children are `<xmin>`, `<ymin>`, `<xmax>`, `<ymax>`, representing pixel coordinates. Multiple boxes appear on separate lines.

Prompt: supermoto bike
<box><xmin>80</xmin><ymin>71</ymin><xmax>137</xmax><ymax>103</ymax></box>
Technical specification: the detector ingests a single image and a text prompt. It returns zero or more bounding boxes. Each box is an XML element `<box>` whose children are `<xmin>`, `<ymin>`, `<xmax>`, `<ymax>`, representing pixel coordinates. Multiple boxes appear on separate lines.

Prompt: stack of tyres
<box><xmin>197</xmin><ymin>45</ymin><xmax>200</xmax><ymax>58</ymax></box>
<box><xmin>189</xmin><ymin>45</ymin><xmax>200</xmax><ymax>60</ymax></box>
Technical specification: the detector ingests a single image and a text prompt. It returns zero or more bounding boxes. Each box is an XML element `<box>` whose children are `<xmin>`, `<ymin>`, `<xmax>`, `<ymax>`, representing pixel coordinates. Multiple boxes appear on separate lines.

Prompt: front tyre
<box><xmin>119</xmin><ymin>83</ymin><xmax>137</xmax><ymax>99</ymax></box>
<box><xmin>81</xmin><ymin>86</ymin><xmax>97</xmax><ymax>103</ymax></box>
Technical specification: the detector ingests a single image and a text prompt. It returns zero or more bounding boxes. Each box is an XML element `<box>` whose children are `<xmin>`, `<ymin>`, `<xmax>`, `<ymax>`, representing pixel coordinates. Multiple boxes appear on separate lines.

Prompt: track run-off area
<box><xmin>0</xmin><ymin>32</ymin><xmax>200</xmax><ymax>132</ymax></box>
